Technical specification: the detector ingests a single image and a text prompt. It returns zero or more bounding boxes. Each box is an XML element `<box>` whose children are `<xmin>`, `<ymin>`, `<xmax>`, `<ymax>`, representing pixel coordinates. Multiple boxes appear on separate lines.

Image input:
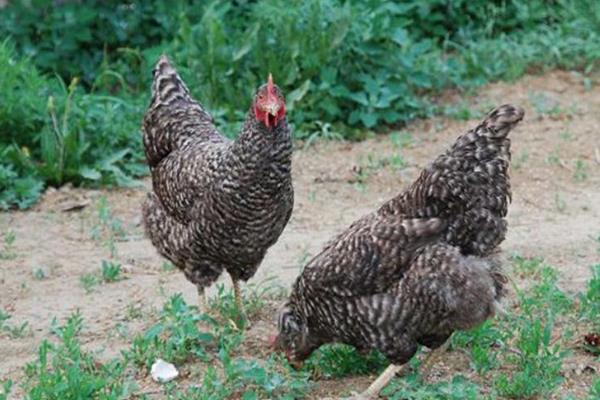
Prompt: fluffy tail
<box><xmin>445</xmin><ymin>104</ymin><xmax>524</xmax><ymax>254</ymax></box>
<box><xmin>386</xmin><ymin>104</ymin><xmax>525</xmax><ymax>256</ymax></box>
<box><xmin>142</xmin><ymin>55</ymin><xmax>215</xmax><ymax>168</ymax></box>
<box><xmin>150</xmin><ymin>55</ymin><xmax>193</xmax><ymax>107</ymax></box>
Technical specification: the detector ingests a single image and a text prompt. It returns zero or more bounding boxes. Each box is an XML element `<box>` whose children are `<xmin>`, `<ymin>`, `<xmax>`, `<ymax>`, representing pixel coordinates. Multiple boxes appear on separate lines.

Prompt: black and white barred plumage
<box><xmin>142</xmin><ymin>56</ymin><xmax>293</xmax><ymax>297</ymax></box>
<box><xmin>274</xmin><ymin>105</ymin><xmax>524</xmax><ymax>367</ymax></box>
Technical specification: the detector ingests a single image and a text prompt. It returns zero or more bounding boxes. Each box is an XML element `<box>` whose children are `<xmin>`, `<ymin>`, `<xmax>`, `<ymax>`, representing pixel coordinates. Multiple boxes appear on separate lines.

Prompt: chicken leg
<box><xmin>355</xmin><ymin>364</ymin><xmax>407</xmax><ymax>399</ymax></box>
<box><xmin>197</xmin><ymin>286</ymin><xmax>208</xmax><ymax>313</ymax></box>
<box><xmin>419</xmin><ymin>340</ymin><xmax>450</xmax><ymax>379</ymax></box>
<box><xmin>356</xmin><ymin>341</ymin><xmax>450</xmax><ymax>399</ymax></box>
<box><xmin>231</xmin><ymin>274</ymin><xmax>243</xmax><ymax>316</ymax></box>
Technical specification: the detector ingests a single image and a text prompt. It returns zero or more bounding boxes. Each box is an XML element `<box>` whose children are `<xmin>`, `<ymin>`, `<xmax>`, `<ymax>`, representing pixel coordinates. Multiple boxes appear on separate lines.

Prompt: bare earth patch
<box><xmin>1</xmin><ymin>70</ymin><xmax>599</xmax><ymax>398</ymax></box>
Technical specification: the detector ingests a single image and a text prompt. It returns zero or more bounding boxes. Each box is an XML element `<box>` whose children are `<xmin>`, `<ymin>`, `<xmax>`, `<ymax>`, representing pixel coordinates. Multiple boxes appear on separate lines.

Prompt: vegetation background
<box><xmin>2</xmin><ymin>0</ymin><xmax>600</xmax><ymax>209</ymax></box>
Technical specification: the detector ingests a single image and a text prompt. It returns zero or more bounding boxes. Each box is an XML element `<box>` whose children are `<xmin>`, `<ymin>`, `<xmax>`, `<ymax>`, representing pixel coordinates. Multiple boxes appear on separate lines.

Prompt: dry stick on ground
<box><xmin>558</xmin><ymin>159</ymin><xmax>574</xmax><ymax>172</ymax></box>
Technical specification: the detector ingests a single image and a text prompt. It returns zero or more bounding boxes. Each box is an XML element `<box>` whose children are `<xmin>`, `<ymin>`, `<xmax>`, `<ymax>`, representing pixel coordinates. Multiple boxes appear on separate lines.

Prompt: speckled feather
<box><xmin>276</xmin><ymin>105</ymin><xmax>524</xmax><ymax>364</ymax></box>
<box><xmin>142</xmin><ymin>56</ymin><xmax>293</xmax><ymax>289</ymax></box>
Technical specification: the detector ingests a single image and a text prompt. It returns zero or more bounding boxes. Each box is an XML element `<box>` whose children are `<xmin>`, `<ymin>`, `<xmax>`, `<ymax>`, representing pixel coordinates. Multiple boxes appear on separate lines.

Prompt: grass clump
<box><xmin>579</xmin><ymin>264</ymin><xmax>600</xmax><ymax>328</ymax></box>
<box><xmin>304</xmin><ymin>344</ymin><xmax>387</xmax><ymax>379</ymax></box>
<box><xmin>23</xmin><ymin>312</ymin><xmax>136</xmax><ymax>399</ymax></box>
<box><xmin>0</xmin><ymin>380</ymin><xmax>12</xmax><ymax>400</ymax></box>
<box><xmin>449</xmin><ymin>259</ymin><xmax>574</xmax><ymax>399</ymax></box>
<box><xmin>90</xmin><ymin>196</ymin><xmax>127</xmax><ymax>258</ymax></box>
<box><xmin>0</xmin><ymin>310</ymin><xmax>31</xmax><ymax>339</ymax></box>
<box><xmin>128</xmin><ymin>294</ymin><xmax>214</xmax><ymax>369</ymax></box>
<box><xmin>493</xmin><ymin>314</ymin><xmax>567</xmax><ymax>398</ymax></box>
<box><xmin>0</xmin><ymin>41</ymin><xmax>145</xmax><ymax>210</ymax></box>
<box><xmin>382</xmin><ymin>374</ymin><xmax>480</xmax><ymax>400</ymax></box>
<box><xmin>0</xmin><ymin>230</ymin><xmax>16</xmax><ymax>260</ymax></box>
<box><xmin>100</xmin><ymin>260</ymin><xmax>122</xmax><ymax>283</ymax></box>
<box><xmin>79</xmin><ymin>273</ymin><xmax>99</xmax><ymax>294</ymax></box>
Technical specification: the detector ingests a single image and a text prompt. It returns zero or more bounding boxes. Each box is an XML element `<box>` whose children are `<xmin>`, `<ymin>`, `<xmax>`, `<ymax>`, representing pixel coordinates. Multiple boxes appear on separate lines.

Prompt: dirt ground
<box><xmin>1</xmin><ymin>70</ymin><xmax>599</xmax><ymax>398</ymax></box>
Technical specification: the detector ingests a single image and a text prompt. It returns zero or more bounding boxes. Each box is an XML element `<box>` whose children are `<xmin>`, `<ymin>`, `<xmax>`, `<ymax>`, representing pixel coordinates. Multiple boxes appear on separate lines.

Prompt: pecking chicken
<box><xmin>273</xmin><ymin>104</ymin><xmax>524</xmax><ymax>398</ymax></box>
<box><xmin>142</xmin><ymin>56</ymin><xmax>293</xmax><ymax>314</ymax></box>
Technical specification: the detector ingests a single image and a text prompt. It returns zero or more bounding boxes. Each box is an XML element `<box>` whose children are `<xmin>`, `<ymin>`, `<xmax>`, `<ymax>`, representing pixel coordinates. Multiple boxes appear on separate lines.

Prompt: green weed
<box><xmin>0</xmin><ymin>230</ymin><xmax>16</xmax><ymax>260</ymax></box>
<box><xmin>442</xmin><ymin>103</ymin><xmax>483</xmax><ymax>121</ymax></box>
<box><xmin>79</xmin><ymin>273</ymin><xmax>99</xmax><ymax>293</ymax></box>
<box><xmin>299</xmin><ymin>121</ymin><xmax>344</xmax><ymax>149</ymax></box>
<box><xmin>574</xmin><ymin>159</ymin><xmax>588</xmax><ymax>182</ymax></box>
<box><xmin>101</xmin><ymin>260</ymin><xmax>123</xmax><ymax>283</ymax></box>
<box><xmin>590</xmin><ymin>377</ymin><xmax>600</xmax><ymax>399</ymax></box>
<box><xmin>0</xmin><ymin>41</ymin><xmax>145</xmax><ymax>210</ymax></box>
<box><xmin>161</xmin><ymin>261</ymin><xmax>175</xmax><ymax>272</ymax></box>
<box><xmin>128</xmin><ymin>294</ymin><xmax>214</xmax><ymax>369</ymax></box>
<box><xmin>390</xmin><ymin>131</ymin><xmax>413</xmax><ymax>149</ymax></box>
<box><xmin>382</xmin><ymin>374</ymin><xmax>480</xmax><ymax>400</ymax></box>
<box><xmin>90</xmin><ymin>196</ymin><xmax>126</xmax><ymax>258</ymax></box>
<box><xmin>554</xmin><ymin>193</ymin><xmax>567</xmax><ymax>212</ymax></box>
<box><xmin>125</xmin><ymin>303</ymin><xmax>144</xmax><ymax>321</ymax></box>
<box><xmin>303</xmin><ymin>344</ymin><xmax>387</xmax><ymax>379</ymax></box>
<box><xmin>545</xmin><ymin>150</ymin><xmax>561</xmax><ymax>166</ymax></box>
<box><xmin>451</xmin><ymin>319</ymin><xmax>509</xmax><ymax>374</ymax></box>
<box><xmin>529</xmin><ymin>91</ymin><xmax>563</xmax><ymax>117</ymax></box>
<box><xmin>353</xmin><ymin>153</ymin><xmax>407</xmax><ymax>185</ymax></box>
<box><xmin>24</xmin><ymin>312</ymin><xmax>136</xmax><ymax>399</ymax></box>
<box><xmin>511</xmin><ymin>254</ymin><xmax>545</xmax><ymax>279</ymax></box>
<box><xmin>579</xmin><ymin>264</ymin><xmax>600</xmax><ymax>330</ymax></box>
<box><xmin>519</xmin><ymin>265</ymin><xmax>572</xmax><ymax>316</ymax></box>
<box><xmin>0</xmin><ymin>310</ymin><xmax>31</xmax><ymax>339</ymax></box>
<box><xmin>0</xmin><ymin>380</ymin><xmax>12</xmax><ymax>400</ymax></box>
<box><xmin>493</xmin><ymin>315</ymin><xmax>567</xmax><ymax>399</ymax></box>
<box><xmin>32</xmin><ymin>267</ymin><xmax>48</xmax><ymax>280</ymax></box>
<box><xmin>512</xmin><ymin>150</ymin><xmax>529</xmax><ymax>171</ymax></box>
<box><xmin>209</xmin><ymin>278</ymin><xmax>285</xmax><ymax>329</ymax></box>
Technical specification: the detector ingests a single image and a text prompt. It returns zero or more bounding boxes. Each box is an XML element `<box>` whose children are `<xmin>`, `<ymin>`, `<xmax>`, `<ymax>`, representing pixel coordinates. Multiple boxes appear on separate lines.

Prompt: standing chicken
<box><xmin>273</xmin><ymin>105</ymin><xmax>524</xmax><ymax>398</ymax></box>
<box><xmin>142</xmin><ymin>56</ymin><xmax>293</xmax><ymax>314</ymax></box>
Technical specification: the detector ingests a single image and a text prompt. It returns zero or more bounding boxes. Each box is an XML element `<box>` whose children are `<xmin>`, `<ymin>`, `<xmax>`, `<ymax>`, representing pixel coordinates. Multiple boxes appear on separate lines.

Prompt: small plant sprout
<box><xmin>90</xmin><ymin>196</ymin><xmax>126</xmax><ymax>258</ymax></box>
<box><xmin>554</xmin><ymin>193</ymin><xmax>567</xmax><ymax>212</ymax></box>
<box><xmin>573</xmin><ymin>159</ymin><xmax>588</xmax><ymax>182</ymax></box>
<box><xmin>0</xmin><ymin>311</ymin><xmax>32</xmax><ymax>339</ymax></box>
<box><xmin>390</xmin><ymin>131</ymin><xmax>413</xmax><ymax>149</ymax></box>
<box><xmin>161</xmin><ymin>261</ymin><xmax>175</xmax><ymax>272</ymax></box>
<box><xmin>80</xmin><ymin>273</ymin><xmax>99</xmax><ymax>293</ymax></box>
<box><xmin>512</xmin><ymin>150</ymin><xmax>529</xmax><ymax>171</ymax></box>
<box><xmin>0</xmin><ymin>230</ymin><xmax>16</xmax><ymax>260</ymax></box>
<box><xmin>101</xmin><ymin>260</ymin><xmax>122</xmax><ymax>283</ymax></box>
<box><xmin>32</xmin><ymin>267</ymin><xmax>47</xmax><ymax>280</ymax></box>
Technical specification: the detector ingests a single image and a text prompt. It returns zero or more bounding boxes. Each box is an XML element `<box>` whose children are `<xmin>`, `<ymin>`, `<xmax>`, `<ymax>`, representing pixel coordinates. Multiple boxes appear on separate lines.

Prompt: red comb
<box><xmin>267</xmin><ymin>73</ymin><xmax>274</xmax><ymax>93</ymax></box>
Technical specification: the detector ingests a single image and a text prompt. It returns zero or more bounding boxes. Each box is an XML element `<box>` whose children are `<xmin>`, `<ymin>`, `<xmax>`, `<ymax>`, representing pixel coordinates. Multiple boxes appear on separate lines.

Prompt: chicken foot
<box><xmin>355</xmin><ymin>341</ymin><xmax>450</xmax><ymax>399</ymax></box>
<box><xmin>420</xmin><ymin>340</ymin><xmax>450</xmax><ymax>379</ymax></box>
<box><xmin>196</xmin><ymin>286</ymin><xmax>208</xmax><ymax>314</ymax></box>
<box><xmin>231</xmin><ymin>276</ymin><xmax>242</xmax><ymax>311</ymax></box>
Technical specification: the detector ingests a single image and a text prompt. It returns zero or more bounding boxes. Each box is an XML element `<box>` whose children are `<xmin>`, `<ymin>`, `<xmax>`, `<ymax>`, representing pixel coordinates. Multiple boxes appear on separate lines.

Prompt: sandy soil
<box><xmin>1</xmin><ymin>70</ymin><xmax>599</xmax><ymax>398</ymax></box>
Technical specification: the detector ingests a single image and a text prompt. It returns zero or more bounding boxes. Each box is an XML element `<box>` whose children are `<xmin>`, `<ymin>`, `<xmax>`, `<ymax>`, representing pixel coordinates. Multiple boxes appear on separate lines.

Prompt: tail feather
<box><xmin>383</xmin><ymin>103</ymin><xmax>525</xmax><ymax>256</ymax></box>
<box><xmin>150</xmin><ymin>55</ymin><xmax>194</xmax><ymax>107</ymax></box>
<box><xmin>142</xmin><ymin>55</ymin><xmax>217</xmax><ymax>168</ymax></box>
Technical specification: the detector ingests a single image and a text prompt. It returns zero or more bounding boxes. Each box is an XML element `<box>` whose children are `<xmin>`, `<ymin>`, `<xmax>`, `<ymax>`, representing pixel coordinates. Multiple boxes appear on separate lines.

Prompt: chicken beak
<box><xmin>266</xmin><ymin>102</ymin><xmax>280</xmax><ymax>116</ymax></box>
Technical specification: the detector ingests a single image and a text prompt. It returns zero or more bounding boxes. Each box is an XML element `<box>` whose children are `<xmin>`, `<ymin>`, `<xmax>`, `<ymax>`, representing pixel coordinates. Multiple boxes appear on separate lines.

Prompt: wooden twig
<box><xmin>558</xmin><ymin>159</ymin><xmax>574</xmax><ymax>172</ymax></box>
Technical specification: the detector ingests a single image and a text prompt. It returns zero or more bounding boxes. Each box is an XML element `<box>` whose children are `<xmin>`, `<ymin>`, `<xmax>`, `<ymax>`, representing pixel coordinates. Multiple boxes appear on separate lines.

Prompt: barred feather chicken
<box><xmin>142</xmin><ymin>56</ymin><xmax>293</xmax><ymax>313</ymax></box>
<box><xmin>273</xmin><ymin>105</ymin><xmax>524</xmax><ymax>398</ymax></box>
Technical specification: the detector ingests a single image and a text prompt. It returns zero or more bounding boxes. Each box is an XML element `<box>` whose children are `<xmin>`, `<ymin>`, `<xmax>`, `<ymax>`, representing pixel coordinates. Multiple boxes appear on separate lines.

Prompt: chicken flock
<box><xmin>142</xmin><ymin>56</ymin><xmax>524</xmax><ymax>398</ymax></box>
